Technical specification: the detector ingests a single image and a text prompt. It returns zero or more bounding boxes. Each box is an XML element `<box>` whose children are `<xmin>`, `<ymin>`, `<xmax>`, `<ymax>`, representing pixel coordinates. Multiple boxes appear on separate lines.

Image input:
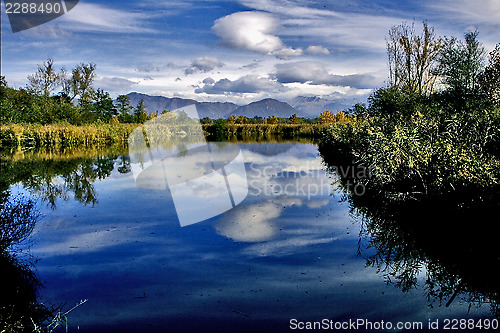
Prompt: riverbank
<box><xmin>319</xmin><ymin>95</ymin><xmax>500</xmax><ymax>202</ymax></box>
<box><xmin>0</xmin><ymin>122</ymin><xmax>329</xmax><ymax>149</ymax></box>
<box><xmin>0</xmin><ymin>123</ymin><xmax>138</xmax><ymax>148</ymax></box>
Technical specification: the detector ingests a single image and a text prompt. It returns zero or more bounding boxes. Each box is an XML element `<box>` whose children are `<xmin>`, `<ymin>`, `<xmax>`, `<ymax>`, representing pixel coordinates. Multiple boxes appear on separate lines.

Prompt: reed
<box><xmin>1</xmin><ymin>122</ymin><xmax>329</xmax><ymax>149</ymax></box>
<box><xmin>0</xmin><ymin>123</ymin><xmax>139</xmax><ymax>148</ymax></box>
<box><xmin>203</xmin><ymin>123</ymin><xmax>327</xmax><ymax>140</ymax></box>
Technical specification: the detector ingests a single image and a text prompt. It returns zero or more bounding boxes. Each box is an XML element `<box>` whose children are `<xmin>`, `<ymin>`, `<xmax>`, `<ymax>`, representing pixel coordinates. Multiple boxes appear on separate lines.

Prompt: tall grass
<box><xmin>1</xmin><ymin>123</ymin><xmax>329</xmax><ymax>149</ymax></box>
<box><xmin>203</xmin><ymin>123</ymin><xmax>327</xmax><ymax>141</ymax></box>
<box><xmin>321</xmin><ymin>107</ymin><xmax>500</xmax><ymax>198</ymax></box>
<box><xmin>0</xmin><ymin>123</ymin><xmax>139</xmax><ymax>148</ymax></box>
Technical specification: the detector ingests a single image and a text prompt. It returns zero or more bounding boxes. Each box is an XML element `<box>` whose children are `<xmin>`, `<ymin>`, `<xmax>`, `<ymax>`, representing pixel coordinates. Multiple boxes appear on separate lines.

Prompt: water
<box><xmin>1</xmin><ymin>142</ymin><xmax>497</xmax><ymax>332</ymax></box>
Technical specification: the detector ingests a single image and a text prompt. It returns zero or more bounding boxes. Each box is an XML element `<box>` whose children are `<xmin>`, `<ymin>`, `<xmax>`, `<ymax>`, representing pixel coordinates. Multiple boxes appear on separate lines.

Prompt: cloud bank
<box><xmin>195</xmin><ymin>75</ymin><xmax>288</xmax><ymax>95</ymax></box>
<box><xmin>185</xmin><ymin>57</ymin><xmax>225</xmax><ymax>75</ymax></box>
<box><xmin>273</xmin><ymin>61</ymin><xmax>379</xmax><ymax>89</ymax></box>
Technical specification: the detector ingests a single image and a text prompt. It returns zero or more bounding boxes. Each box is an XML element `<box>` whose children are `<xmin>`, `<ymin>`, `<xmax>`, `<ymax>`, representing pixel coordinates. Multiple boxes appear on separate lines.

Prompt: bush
<box><xmin>321</xmin><ymin>90</ymin><xmax>500</xmax><ymax>198</ymax></box>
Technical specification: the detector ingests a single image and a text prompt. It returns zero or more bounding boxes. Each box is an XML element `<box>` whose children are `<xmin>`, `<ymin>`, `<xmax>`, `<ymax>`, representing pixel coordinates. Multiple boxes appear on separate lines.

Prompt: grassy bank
<box><xmin>0</xmin><ymin>123</ymin><xmax>139</xmax><ymax>148</ymax></box>
<box><xmin>0</xmin><ymin>122</ymin><xmax>330</xmax><ymax>149</ymax></box>
<box><xmin>203</xmin><ymin>123</ymin><xmax>326</xmax><ymax>141</ymax></box>
<box><xmin>320</xmin><ymin>93</ymin><xmax>500</xmax><ymax>201</ymax></box>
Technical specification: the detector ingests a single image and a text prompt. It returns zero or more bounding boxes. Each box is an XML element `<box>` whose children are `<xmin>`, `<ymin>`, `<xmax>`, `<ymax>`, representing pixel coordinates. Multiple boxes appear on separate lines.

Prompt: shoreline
<box><xmin>0</xmin><ymin>122</ymin><xmax>328</xmax><ymax>149</ymax></box>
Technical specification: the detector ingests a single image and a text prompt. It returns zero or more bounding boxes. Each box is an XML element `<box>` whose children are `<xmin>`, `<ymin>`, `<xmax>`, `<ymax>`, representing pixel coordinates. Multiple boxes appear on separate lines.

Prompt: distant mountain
<box><xmin>196</xmin><ymin>101</ymin><xmax>240</xmax><ymax>119</ymax></box>
<box><xmin>125</xmin><ymin>92</ymin><xmax>239</xmax><ymax>119</ymax></box>
<box><xmin>287</xmin><ymin>96</ymin><xmax>332</xmax><ymax>117</ymax></box>
<box><xmin>233</xmin><ymin>98</ymin><xmax>298</xmax><ymax>118</ymax></box>
<box><xmin>124</xmin><ymin>93</ymin><xmax>317</xmax><ymax>119</ymax></box>
<box><xmin>288</xmin><ymin>95</ymin><xmax>361</xmax><ymax>116</ymax></box>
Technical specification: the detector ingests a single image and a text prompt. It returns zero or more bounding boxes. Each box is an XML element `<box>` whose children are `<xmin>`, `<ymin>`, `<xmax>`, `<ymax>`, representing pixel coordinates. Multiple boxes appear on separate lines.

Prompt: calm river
<box><xmin>1</xmin><ymin>141</ymin><xmax>497</xmax><ymax>332</ymax></box>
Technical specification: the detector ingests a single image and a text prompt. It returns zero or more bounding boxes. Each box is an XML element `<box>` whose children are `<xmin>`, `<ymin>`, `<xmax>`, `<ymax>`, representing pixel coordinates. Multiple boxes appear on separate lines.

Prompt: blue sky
<box><xmin>1</xmin><ymin>0</ymin><xmax>499</xmax><ymax>105</ymax></box>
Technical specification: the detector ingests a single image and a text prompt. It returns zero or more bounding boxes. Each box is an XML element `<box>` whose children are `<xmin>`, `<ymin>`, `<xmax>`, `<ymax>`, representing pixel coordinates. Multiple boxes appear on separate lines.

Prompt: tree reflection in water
<box><xmin>320</xmin><ymin>145</ymin><xmax>500</xmax><ymax>317</ymax></box>
<box><xmin>0</xmin><ymin>148</ymin><xmax>131</xmax><ymax>331</ymax></box>
<box><xmin>0</xmin><ymin>195</ymin><xmax>51</xmax><ymax>331</ymax></box>
<box><xmin>1</xmin><ymin>148</ymin><xmax>131</xmax><ymax>209</ymax></box>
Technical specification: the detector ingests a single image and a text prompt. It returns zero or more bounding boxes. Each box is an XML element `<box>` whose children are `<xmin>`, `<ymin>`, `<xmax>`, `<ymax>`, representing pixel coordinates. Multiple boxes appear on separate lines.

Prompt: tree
<box><xmin>290</xmin><ymin>114</ymin><xmax>299</xmax><ymax>124</ymax></box>
<box><xmin>236</xmin><ymin>115</ymin><xmax>248</xmax><ymax>124</ymax></box>
<box><xmin>319</xmin><ymin>110</ymin><xmax>335</xmax><ymax>124</ymax></box>
<box><xmin>27</xmin><ymin>59</ymin><xmax>63</xmax><ymax>97</ymax></box>
<box><xmin>200</xmin><ymin>116</ymin><xmax>212</xmax><ymax>124</ymax></box>
<box><xmin>387</xmin><ymin>21</ymin><xmax>442</xmax><ymax>95</ymax></box>
<box><xmin>116</xmin><ymin>95</ymin><xmax>133</xmax><ymax>123</ymax></box>
<box><xmin>134</xmin><ymin>99</ymin><xmax>148</xmax><ymax>123</ymax></box>
<box><xmin>1</xmin><ymin>76</ymin><xmax>8</xmax><ymax>89</ymax></box>
<box><xmin>266</xmin><ymin>115</ymin><xmax>278</xmax><ymax>124</ymax></box>
<box><xmin>92</xmin><ymin>89</ymin><xmax>117</xmax><ymax>122</ymax></box>
<box><xmin>63</xmin><ymin>62</ymin><xmax>96</xmax><ymax>104</ymax></box>
<box><xmin>227</xmin><ymin>114</ymin><xmax>237</xmax><ymax>124</ymax></box>
<box><xmin>434</xmin><ymin>31</ymin><xmax>486</xmax><ymax>95</ymax></box>
<box><xmin>479</xmin><ymin>43</ymin><xmax>500</xmax><ymax>106</ymax></box>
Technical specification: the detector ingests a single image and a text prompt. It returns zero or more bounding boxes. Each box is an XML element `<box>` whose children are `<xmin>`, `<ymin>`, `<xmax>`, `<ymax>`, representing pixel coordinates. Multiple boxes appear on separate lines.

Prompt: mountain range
<box><xmin>125</xmin><ymin>92</ymin><xmax>351</xmax><ymax>119</ymax></box>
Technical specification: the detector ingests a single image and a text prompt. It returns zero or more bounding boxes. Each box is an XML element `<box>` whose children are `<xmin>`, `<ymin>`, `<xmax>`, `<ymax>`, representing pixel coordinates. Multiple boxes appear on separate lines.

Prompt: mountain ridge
<box><xmin>124</xmin><ymin>92</ymin><xmax>341</xmax><ymax>119</ymax></box>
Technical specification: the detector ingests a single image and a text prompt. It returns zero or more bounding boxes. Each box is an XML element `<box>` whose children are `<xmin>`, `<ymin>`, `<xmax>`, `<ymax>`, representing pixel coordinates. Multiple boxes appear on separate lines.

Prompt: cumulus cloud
<box><xmin>185</xmin><ymin>56</ymin><xmax>225</xmax><ymax>75</ymax></box>
<box><xmin>195</xmin><ymin>75</ymin><xmax>288</xmax><ymax>95</ymax></box>
<box><xmin>212</xmin><ymin>11</ymin><xmax>284</xmax><ymax>53</ymax></box>
<box><xmin>202</xmin><ymin>77</ymin><xmax>215</xmax><ymax>85</ymax></box>
<box><xmin>305</xmin><ymin>45</ymin><xmax>330</xmax><ymax>55</ymax></box>
<box><xmin>271</xmin><ymin>47</ymin><xmax>304</xmax><ymax>59</ymax></box>
<box><xmin>94</xmin><ymin>76</ymin><xmax>138</xmax><ymax>92</ymax></box>
<box><xmin>212</xmin><ymin>11</ymin><xmax>302</xmax><ymax>58</ymax></box>
<box><xmin>273</xmin><ymin>61</ymin><xmax>378</xmax><ymax>89</ymax></box>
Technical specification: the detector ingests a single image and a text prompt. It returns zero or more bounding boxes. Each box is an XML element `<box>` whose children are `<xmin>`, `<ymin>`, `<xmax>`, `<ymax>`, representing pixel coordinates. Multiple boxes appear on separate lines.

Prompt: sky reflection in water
<box><xmin>25</xmin><ymin>143</ymin><xmax>490</xmax><ymax>332</ymax></box>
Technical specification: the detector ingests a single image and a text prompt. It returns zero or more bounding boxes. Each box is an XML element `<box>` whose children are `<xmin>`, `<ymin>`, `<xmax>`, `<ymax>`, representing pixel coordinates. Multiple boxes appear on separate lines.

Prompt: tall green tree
<box><xmin>479</xmin><ymin>44</ymin><xmax>500</xmax><ymax>106</ymax></box>
<box><xmin>133</xmin><ymin>99</ymin><xmax>148</xmax><ymax>123</ymax></box>
<box><xmin>434</xmin><ymin>31</ymin><xmax>486</xmax><ymax>95</ymax></box>
<box><xmin>63</xmin><ymin>63</ymin><xmax>96</xmax><ymax>104</ymax></box>
<box><xmin>116</xmin><ymin>94</ymin><xmax>133</xmax><ymax>123</ymax></box>
<box><xmin>92</xmin><ymin>89</ymin><xmax>117</xmax><ymax>122</ymax></box>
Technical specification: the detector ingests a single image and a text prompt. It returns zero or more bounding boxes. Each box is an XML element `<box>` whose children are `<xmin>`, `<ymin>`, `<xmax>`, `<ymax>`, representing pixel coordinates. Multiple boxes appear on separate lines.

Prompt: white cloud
<box><xmin>61</xmin><ymin>3</ymin><xmax>153</xmax><ymax>33</ymax></box>
<box><xmin>212</xmin><ymin>11</ymin><xmax>303</xmax><ymax>59</ymax></box>
<box><xmin>271</xmin><ymin>47</ymin><xmax>304</xmax><ymax>59</ymax></box>
<box><xmin>430</xmin><ymin>0</ymin><xmax>500</xmax><ymax>26</ymax></box>
<box><xmin>185</xmin><ymin>56</ymin><xmax>225</xmax><ymax>75</ymax></box>
<box><xmin>239</xmin><ymin>0</ymin><xmax>340</xmax><ymax>19</ymax></box>
<box><xmin>273</xmin><ymin>61</ymin><xmax>379</xmax><ymax>89</ymax></box>
<box><xmin>305</xmin><ymin>45</ymin><xmax>330</xmax><ymax>55</ymax></box>
<box><xmin>212</xmin><ymin>11</ymin><xmax>284</xmax><ymax>53</ymax></box>
<box><xmin>94</xmin><ymin>76</ymin><xmax>138</xmax><ymax>92</ymax></box>
<box><xmin>195</xmin><ymin>74</ymin><xmax>288</xmax><ymax>95</ymax></box>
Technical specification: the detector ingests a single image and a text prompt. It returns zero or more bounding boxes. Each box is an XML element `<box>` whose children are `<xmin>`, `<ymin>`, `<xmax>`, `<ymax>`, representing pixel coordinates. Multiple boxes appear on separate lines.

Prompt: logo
<box><xmin>2</xmin><ymin>0</ymin><xmax>79</xmax><ymax>33</ymax></box>
<box><xmin>128</xmin><ymin>105</ymin><xmax>248</xmax><ymax>227</ymax></box>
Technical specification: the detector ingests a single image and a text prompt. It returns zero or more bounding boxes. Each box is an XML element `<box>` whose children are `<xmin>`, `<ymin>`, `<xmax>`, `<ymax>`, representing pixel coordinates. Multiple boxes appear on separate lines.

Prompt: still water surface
<box><xmin>4</xmin><ymin>142</ymin><xmax>495</xmax><ymax>332</ymax></box>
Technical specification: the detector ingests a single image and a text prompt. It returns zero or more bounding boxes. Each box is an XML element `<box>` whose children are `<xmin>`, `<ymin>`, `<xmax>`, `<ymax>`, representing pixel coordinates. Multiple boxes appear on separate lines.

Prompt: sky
<box><xmin>1</xmin><ymin>0</ymin><xmax>499</xmax><ymax>105</ymax></box>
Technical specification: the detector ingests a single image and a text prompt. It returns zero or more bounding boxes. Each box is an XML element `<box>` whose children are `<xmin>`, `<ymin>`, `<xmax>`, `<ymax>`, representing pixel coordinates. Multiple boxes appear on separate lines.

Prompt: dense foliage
<box><xmin>0</xmin><ymin>62</ymin><xmax>151</xmax><ymax>125</ymax></box>
<box><xmin>321</xmin><ymin>25</ymin><xmax>500</xmax><ymax>198</ymax></box>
